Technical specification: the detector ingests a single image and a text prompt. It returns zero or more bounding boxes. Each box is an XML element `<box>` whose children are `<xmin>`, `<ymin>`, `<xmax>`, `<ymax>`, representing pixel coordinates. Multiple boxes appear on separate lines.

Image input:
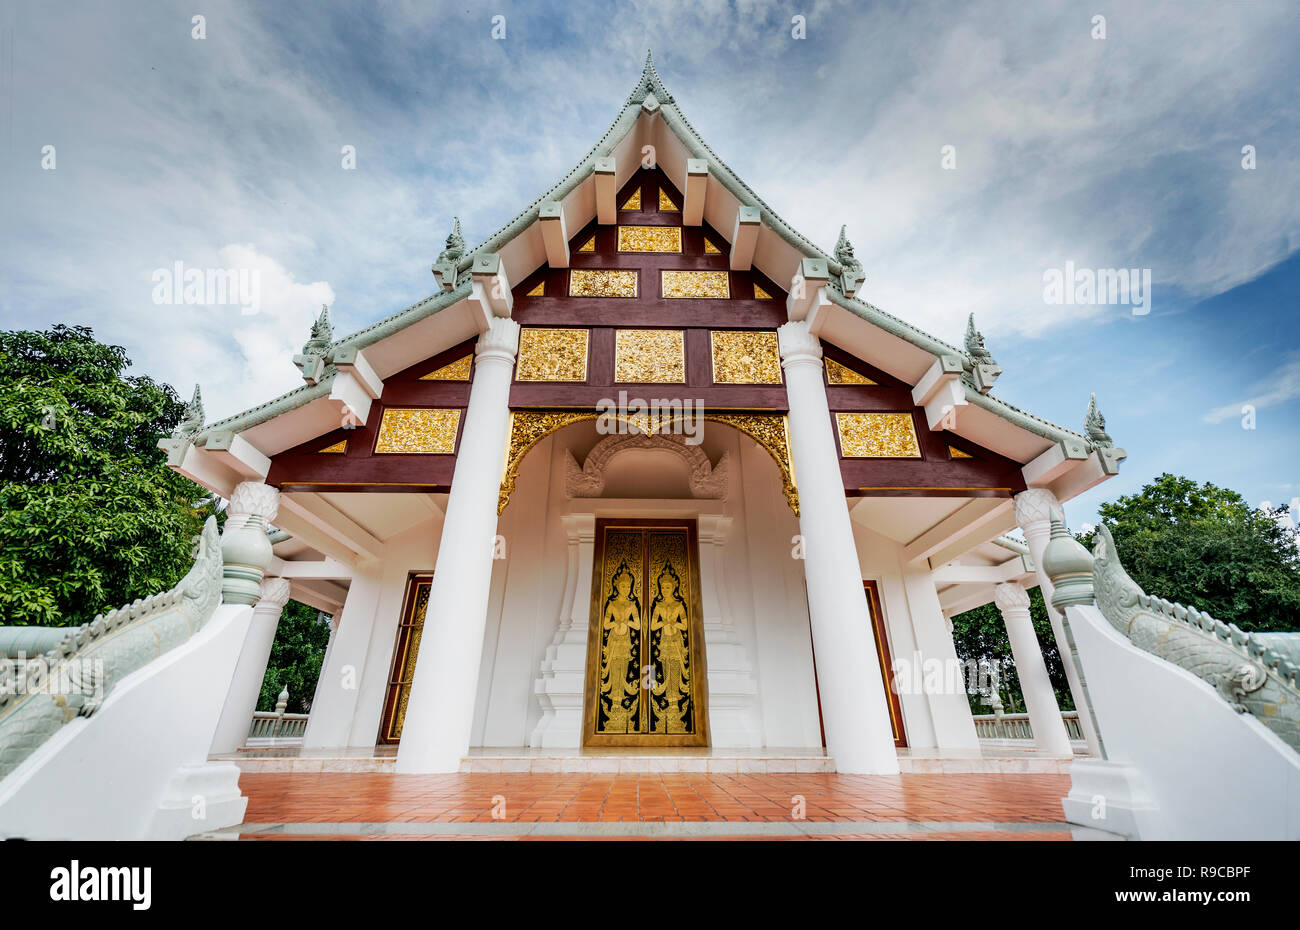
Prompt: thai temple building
<box><xmin>1</xmin><ymin>55</ymin><xmax>1297</xmax><ymax>842</ymax></box>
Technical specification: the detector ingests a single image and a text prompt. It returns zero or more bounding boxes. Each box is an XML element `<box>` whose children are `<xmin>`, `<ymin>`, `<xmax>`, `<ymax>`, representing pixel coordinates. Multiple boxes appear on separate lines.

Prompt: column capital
<box><xmin>256</xmin><ymin>577</ymin><xmax>293</xmax><ymax>612</ymax></box>
<box><xmin>476</xmin><ymin>315</ymin><xmax>521</xmax><ymax>362</ymax></box>
<box><xmin>1014</xmin><ymin>487</ymin><xmax>1061</xmax><ymax>529</ymax></box>
<box><xmin>777</xmin><ymin>319</ymin><xmax>823</xmax><ymax>368</ymax></box>
<box><xmin>993</xmin><ymin>581</ymin><xmax>1030</xmax><ymax>612</ymax></box>
<box><xmin>229</xmin><ymin>480</ymin><xmax>280</xmax><ymax>524</ymax></box>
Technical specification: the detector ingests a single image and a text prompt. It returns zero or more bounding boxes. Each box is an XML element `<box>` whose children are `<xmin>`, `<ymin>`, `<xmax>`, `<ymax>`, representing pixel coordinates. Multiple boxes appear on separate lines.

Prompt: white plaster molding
<box><xmin>777</xmin><ymin>319</ymin><xmax>823</xmax><ymax>367</ymax></box>
<box><xmin>562</xmin><ymin>432</ymin><xmax>728</xmax><ymax>500</ymax></box>
<box><xmin>476</xmin><ymin>315</ymin><xmax>521</xmax><ymax>360</ymax></box>
<box><xmin>1014</xmin><ymin>487</ymin><xmax>1062</xmax><ymax>529</ymax></box>
<box><xmin>992</xmin><ymin>581</ymin><xmax>1030</xmax><ymax>612</ymax></box>
<box><xmin>257</xmin><ymin>577</ymin><xmax>293</xmax><ymax>612</ymax></box>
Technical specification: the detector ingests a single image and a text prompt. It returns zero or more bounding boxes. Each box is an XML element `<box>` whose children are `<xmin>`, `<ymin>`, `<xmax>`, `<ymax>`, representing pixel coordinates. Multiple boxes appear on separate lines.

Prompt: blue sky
<box><xmin>1</xmin><ymin>1</ymin><xmax>1297</xmax><ymax>528</ymax></box>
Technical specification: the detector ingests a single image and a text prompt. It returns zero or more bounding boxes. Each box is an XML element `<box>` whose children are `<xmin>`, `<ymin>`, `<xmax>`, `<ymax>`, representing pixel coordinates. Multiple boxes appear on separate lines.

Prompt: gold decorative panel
<box><xmin>374</xmin><ymin>408</ymin><xmax>461</xmax><ymax>454</ymax></box>
<box><xmin>317</xmin><ymin>439</ymin><xmax>347</xmax><ymax>454</ymax></box>
<box><xmin>419</xmin><ymin>355</ymin><xmax>472</xmax><ymax>381</ymax></box>
<box><xmin>835</xmin><ymin>412</ymin><xmax>922</xmax><ymax>458</ymax></box>
<box><xmin>659</xmin><ymin>189</ymin><xmax>679</xmax><ymax>211</ymax></box>
<box><xmin>703</xmin><ymin>238</ymin><xmax>721</xmax><ymax>254</ymax></box>
<box><xmin>825</xmin><ymin>358</ymin><xmax>876</xmax><ymax>385</ymax></box>
<box><xmin>578</xmin><ymin>236</ymin><xmax>595</xmax><ymax>252</ymax></box>
<box><xmin>569</xmin><ymin>269</ymin><xmax>638</xmax><ymax>298</ymax></box>
<box><xmin>498</xmin><ymin>411</ymin><xmax>799</xmax><ymax>516</ymax></box>
<box><xmin>662</xmin><ymin>270</ymin><xmax>730</xmax><ymax>299</ymax></box>
<box><xmin>584</xmin><ymin>521</ymin><xmax>707</xmax><ymax>746</ymax></box>
<box><xmin>710</xmin><ymin>330</ymin><xmax>782</xmax><ymax>385</ymax></box>
<box><xmin>615</xmin><ymin>329</ymin><xmax>685</xmax><ymax>383</ymax></box>
<box><xmin>516</xmin><ymin>328</ymin><xmax>589</xmax><ymax>382</ymax></box>
<box><xmin>753</xmin><ymin>283</ymin><xmax>773</xmax><ymax>299</ymax></box>
<box><xmin>617</xmin><ymin>225</ymin><xmax>682</xmax><ymax>252</ymax></box>
<box><xmin>949</xmin><ymin>445</ymin><xmax>973</xmax><ymax>459</ymax></box>
<box><xmin>620</xmin><ymin>189</ymin><xmax>641</xmax><ymax>210</ymax></box>
<box><xmin>526</xmin><ymin>281</ymin><xmax>545</xmax><ymax>297</ymax></box>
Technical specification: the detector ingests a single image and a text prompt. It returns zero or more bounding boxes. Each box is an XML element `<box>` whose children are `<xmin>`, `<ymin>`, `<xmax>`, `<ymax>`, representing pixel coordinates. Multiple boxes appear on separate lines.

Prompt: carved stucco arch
<box><xmin>564</xmin><ymin>431</ymin><xmax>728</xmax><ymax>500</ymax></box>
<box><xmin>497</xmin><ymin>410</ymin><xmax>798</xmax><ymax>515</ymax></box>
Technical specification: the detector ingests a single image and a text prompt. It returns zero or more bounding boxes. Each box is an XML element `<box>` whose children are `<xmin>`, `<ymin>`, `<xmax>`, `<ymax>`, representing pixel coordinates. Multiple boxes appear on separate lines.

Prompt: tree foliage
<box><xmin>1084</xmin><ymin>473</ymin><xmax>1300</xmax><ymax>633</ymax></box>
<box><xmin>256</xmin><ymin>600</ymin><xmax>331</xmax><ymax>714</ymax></box>
<box><xmin>0</xmin><ymin>325</ymin><xmax>218</xmax><ymax>624</ymax></box>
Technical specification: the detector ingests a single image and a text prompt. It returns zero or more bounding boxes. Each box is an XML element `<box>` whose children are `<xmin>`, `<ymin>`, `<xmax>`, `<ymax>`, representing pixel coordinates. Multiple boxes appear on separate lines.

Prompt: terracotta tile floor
<box><xmin>233</xmin><ymin>772</ymin><xmax>1073</xmax><ymax>840</ymax></box>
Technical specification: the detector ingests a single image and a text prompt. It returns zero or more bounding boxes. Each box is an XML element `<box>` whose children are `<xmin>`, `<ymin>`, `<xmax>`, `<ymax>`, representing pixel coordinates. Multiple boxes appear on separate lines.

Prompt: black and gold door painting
<box><xmin>583</xmin><ymin>520</ymin><xmax>709</xmax><ymax>747</ymax></box>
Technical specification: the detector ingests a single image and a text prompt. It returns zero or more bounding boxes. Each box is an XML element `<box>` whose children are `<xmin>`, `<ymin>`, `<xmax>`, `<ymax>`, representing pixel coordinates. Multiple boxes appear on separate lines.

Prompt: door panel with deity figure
<box><xmin>582</xmin><ymin>520</ymin><xmax>709</xmax><ymax>746</ymax></box>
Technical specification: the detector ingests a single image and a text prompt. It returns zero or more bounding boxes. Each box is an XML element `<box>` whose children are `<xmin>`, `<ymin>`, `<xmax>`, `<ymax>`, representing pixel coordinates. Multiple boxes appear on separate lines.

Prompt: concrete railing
<box><xmin>245</xmin><ymin>687</ymin><xmax>309</xmax><ymax>746</ymax></box>
<box><xmin>973</xmin><ymin>710</ymin><xmax>1084</xmax><ymax>741</ymax></box>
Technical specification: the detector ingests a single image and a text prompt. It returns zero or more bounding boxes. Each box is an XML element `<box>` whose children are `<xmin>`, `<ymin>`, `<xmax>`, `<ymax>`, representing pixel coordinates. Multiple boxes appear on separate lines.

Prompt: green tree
<box><xmin>0</xmin><ymin>325</ymin><xmax>218</xmax><ymax>624</ymax></box>
<box><xmin>1084</xmin><ymin>473</ymin><xmax>1300</xmax><ymax>633</ymax></box>
<box><xmin>256</xmin><ymin>600</ymin><xmax>331</xmax><ymax>714</ymax></box>
<box><xmin>949</xmin><ymin>586</ymin><xmax>1074</xmax><ymax>713</ymax></box>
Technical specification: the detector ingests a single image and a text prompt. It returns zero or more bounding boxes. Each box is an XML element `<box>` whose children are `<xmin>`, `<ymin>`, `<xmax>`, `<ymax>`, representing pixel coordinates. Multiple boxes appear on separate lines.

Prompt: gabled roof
<box><xmin>191</xmin><ymin>52</ymin><xmax>1102</xmax><ymax>460</ymax></box>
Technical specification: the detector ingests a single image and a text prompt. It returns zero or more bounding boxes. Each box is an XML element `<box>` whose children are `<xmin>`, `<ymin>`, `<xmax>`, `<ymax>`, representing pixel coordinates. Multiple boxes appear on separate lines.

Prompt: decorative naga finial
<box><xmin>172</xmin><ymin>384</ymin><xmax>204</xmax><ymax>440</ymax></box>
<box><xmin>293</xmin><ymin>305</ymin><xmax>333</xmax><ymax>384</ymax></box>
<box><xmin>964</xmin><ymin>313</ymin><xmax>1002</xmax><ymax>394</ymax></box>
<box><xmin>432</xmin><ymin>217</ymin><xmax>465</xmax><ymax>291</ymax></box>
<box><xmin>965</xmin><ymin>313</ymin><xmax>995</xmax><ymax>365</ymax></box>
<box><xmin>834</xmin><ymin>225</ymin><xmax>865</xmax><ymax>297</ymax></box>
<box><xmin>1084</xmin><ymin>393</ymin><xmax>1114</xmax><ymax>449</ymax></box>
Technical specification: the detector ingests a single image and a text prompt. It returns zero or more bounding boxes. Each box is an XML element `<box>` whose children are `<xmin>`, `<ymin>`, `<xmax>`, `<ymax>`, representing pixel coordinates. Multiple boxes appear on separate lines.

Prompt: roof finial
<box><xmin>628</xmin><ymin>49</ymin><xmax>671</xmax><ymax>105</ymax></box>
<box><xmin>433</xmin><ymin>217</ymin><xmax>465</xmax><ymax>291</ymax></box>
<box><xmin>965</xmin><ymin>313</ymin><xmax>995</xmax><ymax>365</ymax></box>
<box><xmin>293</xmin><ymin>306</ymin><xmax>333</xmax><ymax>383</ymax></box>
<box><xmin>1084</xmin><ymin>393</ymin><xmax>1114</xmax><ymax>449</ymax></box>
<box><xmin>172</xmin><ymin>384</ymin><xmax>204</xmax><ymax>440</ymax></box>
<box><xmin>834</xmin><ymin>225</ymin><xmax>865</xmax><ymax>296</ymax></box>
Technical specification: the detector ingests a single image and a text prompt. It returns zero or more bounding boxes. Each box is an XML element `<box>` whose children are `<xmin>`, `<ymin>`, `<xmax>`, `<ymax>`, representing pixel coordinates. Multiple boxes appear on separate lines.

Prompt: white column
<box><xmin>210</xmin><ymin>577</ymin><xmax>293</xmax><ymax>754</ymax></box>
<box><xmin>1014</xmin><ymin>488</ymin><xmax>1103</xmax><ymax>756</ymax></box>
<box><xmin>697</xmin><ymin>514</ymin><xmax>759</xmax><ymax>748</ymax></box>
<box><xmin>396</xmin><ymin>316</ymin><xmax>520</xmax><ymax>773</ymax></box>
<box><xmin>777</xmin><ymin>320</ymin><xmax>899</xmax><ymax>774</ymax></box>
<box><xmin>302</xmin><ymin>564</ymin><xmax>382</xmax><ymax>749</ymax></box>
<box><xmin>993</xmin><ymin>582</ymin><xmax>1073</xmax><ymax>755</ymax></box>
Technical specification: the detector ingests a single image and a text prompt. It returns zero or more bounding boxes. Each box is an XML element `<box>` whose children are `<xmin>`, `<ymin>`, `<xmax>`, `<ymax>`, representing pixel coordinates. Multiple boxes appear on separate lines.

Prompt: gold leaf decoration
<box><xmin>570</xmin><ymin>269</ymin><xmax>638</xmax><ymax>298</ymax></box>
<box><xmin>578</xmin><ymin>236</ymin><xmax>596</xmax><ymax>252</ymax></box>
<box><xmin>620</xmin><ymin>189</ymin><xmax>641</xmax><ymax>210</ymax></box>
<box><xmin>835</xmin><ymin>413</ymin><xmax>922</xmax><ymax>458</ymax></box>
<box><xmin>662</xmin><ymin>270</ymin><xmax>730</xmax><ymax>299</ymax></box>
<box><xmin>617</xmin><ymin>225</ymin><xmax>682</xmax><ymax>252</ymax></box>
<box><xmin>659</xmin><ymin>189</ymin><xmax>679</xmax><ymax>211</ymax></box>
<box><xmin>516</xmin><ymin>328</ymin><xmax>590</xmax><ymax>382</ymax></box>
<box><xmin>703</xmin><ymin>238</ymin><xmax>721</xmax><ymax>255</ymax></box>
<box><xmin>753</xmin><ymin>283</ymin><xmax>773</xmax><ymax>299</ymax></box>
<box><xmin>498</xmin><ymin>411</ymin><xmax>798</xmax><ymax>516</ymax></box>
<box><xmin>710</xmin><ymin>330</ymin><xmax>782</xmax><ymax>384</ymax></box>
<box><xmin>317</xmin><ymin>439</ymin><xmax>347</xmax><ymax>453</ymax></box>
<box><xmin>374</xmin><ymin>408</ymin><xmax>461</xmax><ymax>454</ymax></box>
<box><xmin>526</xmin><ymin>280</ymin><xmax>545</xmax><ymax>297</ymax></box>
<box><xmin>615</xmin><ymin>329</ymin><xmax>685</xmax><ymax>383</ymax></box>
<box><xmin>825</xmin><ymin>358</ymin><xmax>876</xmax><ymax>385</ymax></box>
<box><xmin>949</xmin><ymin>445</ymin><xmax>974</xmax><ymax>459</ymax></box>
<box><xmin>419</xmin><ymin>355</ymin><xmax>472</xmax><ymax>381</ymax></box>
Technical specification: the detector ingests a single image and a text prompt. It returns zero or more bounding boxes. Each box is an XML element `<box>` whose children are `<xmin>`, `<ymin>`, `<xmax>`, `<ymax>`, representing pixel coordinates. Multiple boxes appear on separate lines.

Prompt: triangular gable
<box><xmin>419</xmin><ymin>355</ymin><xmax>472</xmax><ymax>381</ymax></box>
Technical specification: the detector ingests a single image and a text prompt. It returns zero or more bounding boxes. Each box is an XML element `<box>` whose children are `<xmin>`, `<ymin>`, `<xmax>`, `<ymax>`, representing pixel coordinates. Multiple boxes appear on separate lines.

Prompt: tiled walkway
<box><xmin>223</xmin><ymin>772</ymin><xmax>1077</xmax><ymax>840</ymax></box>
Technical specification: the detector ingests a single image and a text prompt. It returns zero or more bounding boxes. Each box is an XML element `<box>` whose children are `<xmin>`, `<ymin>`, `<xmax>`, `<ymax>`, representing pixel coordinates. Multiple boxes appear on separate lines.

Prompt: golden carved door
<box><xmin>583</xmin><ymin>519</ymin><xmax>709</xmax><ymax>747</ymax></box>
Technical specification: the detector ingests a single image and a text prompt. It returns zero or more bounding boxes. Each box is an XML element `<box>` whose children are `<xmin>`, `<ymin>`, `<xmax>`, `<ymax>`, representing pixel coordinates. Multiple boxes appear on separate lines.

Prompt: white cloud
<box><xmin>1203</xmin><ymin>354</ymin><xmax>1300</xmax><ymax>424</ymax></box>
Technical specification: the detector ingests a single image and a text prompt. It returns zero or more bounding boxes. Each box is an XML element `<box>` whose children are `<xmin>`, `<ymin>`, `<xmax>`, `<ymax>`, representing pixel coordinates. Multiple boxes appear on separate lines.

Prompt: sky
<box><xmin>1</xmin><ymin>0</ymin><xmax>1297</xmax><ymax>529</ymax></box>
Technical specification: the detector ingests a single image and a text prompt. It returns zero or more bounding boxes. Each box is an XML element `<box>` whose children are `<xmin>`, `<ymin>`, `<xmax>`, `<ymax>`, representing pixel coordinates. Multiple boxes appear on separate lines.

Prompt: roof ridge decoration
<box><xmin>293</xmin><ymin>304</ymin><xmax>333</xmax><ymax>383</ymax></box>
<box><xmin>172</xmin><ymin>384</ymin><xmax>204</xmax><ymax>441</ymax></box>
<box><xmin>1084</xmin><ymin>393</ymin><xmax>1113</xmax><ymax>449</ymax></box>
<box><xmin>1090</xmin><ymin>523</ymin><xmax>1300</xmax><ymax>753</ymax></box>
<box><xmin>963</xmin><ymin>313</ymin><xmax>1002</xmax><ymax>394</ymax></box>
